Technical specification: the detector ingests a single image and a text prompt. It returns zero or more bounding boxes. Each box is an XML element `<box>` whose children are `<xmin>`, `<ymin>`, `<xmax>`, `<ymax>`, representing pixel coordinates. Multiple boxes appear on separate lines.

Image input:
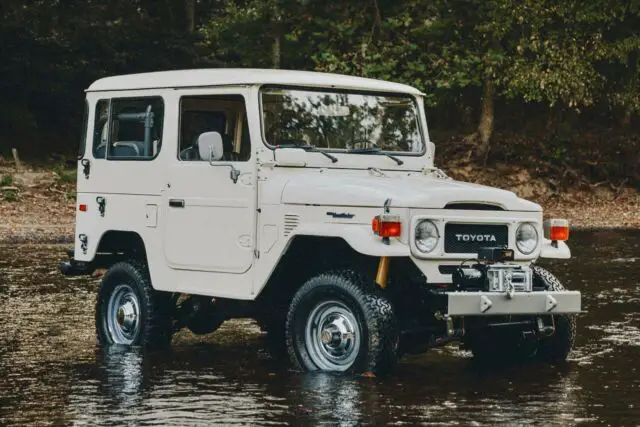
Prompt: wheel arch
<box><xmin>96</xmin><ymin>230</ymin><xmax>147</xmax><ymax>258</ymax></box>
<box><xmin>85</xmin><ymin>230</ymin><xmax>150</xmax><ymax>272</ymax></box>
<box><xmin>254</xmin><ymin>235</ymin><xmax>379</xmax><ymax>309</ymax></box>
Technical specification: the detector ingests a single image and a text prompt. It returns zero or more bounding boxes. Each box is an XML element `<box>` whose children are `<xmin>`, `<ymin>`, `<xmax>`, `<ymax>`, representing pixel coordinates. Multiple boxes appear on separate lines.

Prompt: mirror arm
<box><xmin>209</xmin><ymin>146</ymin><xmax>241</xmax><ymax>184</ymax></box>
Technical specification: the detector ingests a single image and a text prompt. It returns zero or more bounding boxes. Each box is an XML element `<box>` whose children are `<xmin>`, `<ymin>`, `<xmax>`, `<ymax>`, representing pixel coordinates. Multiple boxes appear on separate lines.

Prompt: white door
<box><xmin>163</xmin><ymin>92</ymin><xmax>256</xmax><ymax>274</ymax></box>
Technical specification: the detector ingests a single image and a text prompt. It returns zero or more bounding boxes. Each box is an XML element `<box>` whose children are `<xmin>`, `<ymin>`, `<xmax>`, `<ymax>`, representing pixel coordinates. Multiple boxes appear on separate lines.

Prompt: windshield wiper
<box><xmin>347</xmin><ymin>146</ymin><xmax>404</xmax><ymax>166</ymax></box>
<box><xmin>275</xmin><ymin>141</ymin><xmax>338</xmax><ymax>163</ymax></box>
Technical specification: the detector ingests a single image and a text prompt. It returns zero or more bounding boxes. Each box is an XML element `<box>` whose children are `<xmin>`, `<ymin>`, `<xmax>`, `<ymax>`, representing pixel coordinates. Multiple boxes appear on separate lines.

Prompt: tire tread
<box><xmin>285</xmin><ymin>269</ymin><xmax>398</xmax><ymax>374</ymax></box>
<box><xmin>95</xmin><ymin>260</ymin><xmax>173</xmax><ymax>348</ymax></box>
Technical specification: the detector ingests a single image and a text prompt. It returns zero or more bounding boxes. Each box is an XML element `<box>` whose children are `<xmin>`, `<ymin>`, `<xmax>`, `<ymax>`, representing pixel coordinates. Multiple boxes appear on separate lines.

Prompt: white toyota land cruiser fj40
<box><xmin>61</xmin><ymin>69</ymin><xmax>581</xmax><ymax>374</ymax></box>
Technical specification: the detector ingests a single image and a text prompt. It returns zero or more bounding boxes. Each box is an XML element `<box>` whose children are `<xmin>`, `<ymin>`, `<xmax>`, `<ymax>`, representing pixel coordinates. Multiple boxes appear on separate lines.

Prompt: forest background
<box><xmin>0</xmin><ymin>0</ymin><xmax>638</xmax><ymax>234</ymax></box>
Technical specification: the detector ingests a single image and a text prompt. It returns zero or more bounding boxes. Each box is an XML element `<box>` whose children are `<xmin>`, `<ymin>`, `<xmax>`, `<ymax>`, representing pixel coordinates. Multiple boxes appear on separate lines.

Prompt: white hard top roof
<box><xmin>87</xmin><ymin>68</ymin><xmax>423</xmax><ymax>95</ymax></box>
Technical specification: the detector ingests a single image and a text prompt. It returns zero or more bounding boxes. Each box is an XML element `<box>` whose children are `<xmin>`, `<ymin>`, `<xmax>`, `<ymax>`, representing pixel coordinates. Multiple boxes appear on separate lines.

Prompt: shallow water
<box><xmin>0</xmin><ymin>229</ymin><xmax>639</xmax><ymax>426</ymax></box>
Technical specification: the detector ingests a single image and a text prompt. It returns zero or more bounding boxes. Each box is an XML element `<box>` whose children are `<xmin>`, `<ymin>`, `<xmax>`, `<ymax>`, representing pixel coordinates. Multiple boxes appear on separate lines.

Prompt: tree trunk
<box><xmin>185</xmin><ymin>0</ymin><xmax>195</xmax><ymax>33</ymax></box>
<box><xmin>372</xmin><ymin>0</ymin><xmax>383</xmax><ymax>40</ymax></box>
<box><xmin>271</xmin><ymin>0</ymin><xmax>282</xmax><ymax>69</ymax></box>
<box><xmin>477</xmin><ymin>77</ymin><xmax>495</xmax><ymax>164</ymax></box>
<box><xmin>272</xmin><ymin>34</ymin><xmax>282</xmax><ymax>69</ymax></box>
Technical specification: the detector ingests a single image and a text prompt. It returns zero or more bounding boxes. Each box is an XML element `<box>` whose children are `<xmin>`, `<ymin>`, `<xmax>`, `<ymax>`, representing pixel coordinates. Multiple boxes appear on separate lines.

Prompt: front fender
<box><xmin>539</xmin><ymin>239</ymin><xmax>571</xmax><ymax>259</ymax></box>
<box><xmin>291</xmin><ymin>223</ymin><xmax>410</xmax><ymax>257</ymax></box>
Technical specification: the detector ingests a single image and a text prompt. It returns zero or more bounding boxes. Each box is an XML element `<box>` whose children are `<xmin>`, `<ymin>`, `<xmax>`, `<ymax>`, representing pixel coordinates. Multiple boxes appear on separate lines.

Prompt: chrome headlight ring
<box><xmin>516</xmin><ymin>222</ymin><xmax>539</xmax><ymax>255</ymax></box>
<box><xmin>415</xmin><ymin>220</ymin><xmax>439</xmax><ymax>253</ymax></box>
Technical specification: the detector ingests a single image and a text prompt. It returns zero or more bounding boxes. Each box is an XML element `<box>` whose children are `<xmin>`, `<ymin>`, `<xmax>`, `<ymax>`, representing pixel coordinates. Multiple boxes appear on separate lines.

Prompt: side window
<box><xmin>92</xmin><ymin>100</ymin><xmax>109</xmax><ymax>159</ymax></box>
<box><xmin>78</xmin><ymin>100</ymin><xmax>89</xmax><ymax>159</ymax></box>
<box><xmin>109</xmin><ymin>98</ymin><xmax>164</xmax><ymax>159</ymax></box>
<box><xmin>92</xmin><ymin>97</ymin><xmax>164</xmax><ymax>160</ymax></box>
<box><xmin>178</xmin><ymin>95</ymin><xmax>250</xmax><ymax>162</ymax></box>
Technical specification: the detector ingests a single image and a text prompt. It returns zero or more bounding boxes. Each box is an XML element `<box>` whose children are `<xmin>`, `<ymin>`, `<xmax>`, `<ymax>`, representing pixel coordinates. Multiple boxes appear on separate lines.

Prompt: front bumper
<box><xmin>446</xmin><ymin>290</ymin><xmax>581</xmax><ymax>316</ymax></box>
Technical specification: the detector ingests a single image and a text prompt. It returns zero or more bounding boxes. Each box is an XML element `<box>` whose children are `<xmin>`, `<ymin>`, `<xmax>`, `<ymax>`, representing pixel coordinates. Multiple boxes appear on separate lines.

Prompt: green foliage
<box><xmin>0</xmin><ymin>174</ymin><xmax>13</xmax><ymax>187</ymax></box>
<box><xmin>53</xmin><ymin>165</ymin><xmax>76</xmax><ymax>184</ymax></box>
<box><xmin>1</xmin><ymin>0</ymin><xmax>639</xmax><ymax>164</ymax></box>
<box><xmin>2</xmin><ymin>189</ymin><xmax>18</xmax><ymax>202</ymax></box>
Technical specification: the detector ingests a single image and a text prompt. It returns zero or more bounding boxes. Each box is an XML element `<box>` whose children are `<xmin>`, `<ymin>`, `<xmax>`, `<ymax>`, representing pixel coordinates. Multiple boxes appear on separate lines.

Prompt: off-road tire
<box><xmin>285</xmin><ymin>270</ymin><xmax>398</xmax><ymax>375</ymax></box>
<box><xmin>96</xmin><ymin>260</ymin><xmax>173</xmax><ymax>348</ymax></box>
<box><xmin>468</xmin><ymin>265</ymin><xmax>576</xmax><ymax>364</ymax></box>
<box><xmin>532</xmin><ymin>265</ymin><xmax>576</xmax><ymax>362</ymax></box>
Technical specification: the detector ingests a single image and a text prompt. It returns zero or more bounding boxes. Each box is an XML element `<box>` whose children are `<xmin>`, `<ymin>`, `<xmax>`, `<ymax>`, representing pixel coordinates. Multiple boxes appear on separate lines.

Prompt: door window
<box><xmin>178</xmin><ymin>95</ymin><xmax>250</xmax><ymax>162</ymax></box>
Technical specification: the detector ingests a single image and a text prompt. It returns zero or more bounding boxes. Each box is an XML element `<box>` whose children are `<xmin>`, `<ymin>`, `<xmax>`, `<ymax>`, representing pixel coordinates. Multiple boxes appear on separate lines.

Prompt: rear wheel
<box><xmin>285</xmin><ymin>270</ymin><xmax>398</xmax><ymax>374</ymax></box>
<box><xmin>96</xmin><ymin>260</ymin><xmax>173</xmax><ymax>348</ymax></box>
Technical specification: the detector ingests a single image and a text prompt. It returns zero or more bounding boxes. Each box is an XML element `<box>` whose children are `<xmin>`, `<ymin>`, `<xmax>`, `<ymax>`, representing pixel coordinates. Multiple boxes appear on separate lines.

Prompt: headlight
<box><xmin>516</xmin><ymin>222</ymin><xmax>538</xmax><ymax>254</ymax></box>
<box><xmin>415</xmin><ymin>220</ymin><xmax>439</xmax><ymax>253</ymax></box>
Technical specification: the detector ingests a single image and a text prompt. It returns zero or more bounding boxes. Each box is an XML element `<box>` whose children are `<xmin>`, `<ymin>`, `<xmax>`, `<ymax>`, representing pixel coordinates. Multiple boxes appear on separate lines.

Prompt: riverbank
<box><xmin>0</xmin><ymin>164</ymin><xmax>638</xmax><ymax>244</ymax></box>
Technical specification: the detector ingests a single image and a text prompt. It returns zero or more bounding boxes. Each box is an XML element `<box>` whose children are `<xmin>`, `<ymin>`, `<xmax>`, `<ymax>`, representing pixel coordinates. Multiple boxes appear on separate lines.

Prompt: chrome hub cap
<box><xmin>107</xmin><ymin>285</ymin><xmax>141</xmax><ymax>345</ymax></box>
<box><xmin>305</xmin><ymin>300</ymin><xmax>360</xmax><ymax>371</ymax></box>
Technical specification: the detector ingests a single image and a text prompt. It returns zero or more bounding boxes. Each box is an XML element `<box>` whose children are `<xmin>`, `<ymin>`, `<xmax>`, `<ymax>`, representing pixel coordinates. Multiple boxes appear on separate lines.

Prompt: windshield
<box><xmin>261</xmin><ymin>87</ymin><xmax>424</xmax><ymax>154</ymax></box>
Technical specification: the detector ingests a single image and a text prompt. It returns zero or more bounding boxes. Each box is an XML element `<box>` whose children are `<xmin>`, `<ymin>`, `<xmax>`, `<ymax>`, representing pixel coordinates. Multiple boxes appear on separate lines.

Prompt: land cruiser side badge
<box><xmin>327</xmin><ymin>212</ymin><xmax>355</xmax><ymax>219</ymax></box>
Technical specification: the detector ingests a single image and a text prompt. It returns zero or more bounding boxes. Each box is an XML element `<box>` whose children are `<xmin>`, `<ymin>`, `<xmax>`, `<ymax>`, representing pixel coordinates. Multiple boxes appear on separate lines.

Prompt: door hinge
<box><xmin>81</xmin><ymin>159</ymin><xmax>91</xmax><ymax>179</ymax></box>
<box><xmin>96</xmin><ymin>196</ymin><xmax>106</xmax><ymax>217</ymax></box>
<box><xmin>254</xmin><ymin>249</ymin><xmax>260</xmax><ymax>259</ymax></box>
<box><xmin>79</xmin><ymin>233</ymin><xmax>88</xmax><ymax>254</ymax></box>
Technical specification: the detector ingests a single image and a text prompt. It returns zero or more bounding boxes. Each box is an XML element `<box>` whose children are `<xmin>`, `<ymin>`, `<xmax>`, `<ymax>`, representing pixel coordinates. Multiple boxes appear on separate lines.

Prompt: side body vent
<box><xmin>283</xmin><ymin>214</ymin><xmax>300</xmax><ymax>237</ymax></box>
<box><xmin>444</xmin><ymin>203</ymin><xmax>504</xmax><ymax>211</ymax></box>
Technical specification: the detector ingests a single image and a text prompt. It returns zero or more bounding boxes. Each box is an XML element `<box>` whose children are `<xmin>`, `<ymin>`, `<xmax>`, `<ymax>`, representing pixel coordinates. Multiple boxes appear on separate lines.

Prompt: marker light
<box><xmin>544</xmin><ymin>218</ymin><xmax>569</xmax><ymax>241</ymax></box>
<box><xmin>372</xmin><ymin>214</ymin><xmax>402</xmax><ymax>238</ymax></box>
<box><xmin>79</xmin><ymin>204</ymin><xmax>88</xmax><ymax>212</ymax></box>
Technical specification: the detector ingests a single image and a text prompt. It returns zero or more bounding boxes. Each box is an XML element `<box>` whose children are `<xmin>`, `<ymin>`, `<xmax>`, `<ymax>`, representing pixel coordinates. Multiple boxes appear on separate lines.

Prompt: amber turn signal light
<box><xmin>372</xmin><ymin>214</ymin><xmax>402</xmax><ymax>238</ymax></box>
<box><xmin>544</xmin><ymin>218</ymin><xmax>569</xmax><ymax>241</ymax></box>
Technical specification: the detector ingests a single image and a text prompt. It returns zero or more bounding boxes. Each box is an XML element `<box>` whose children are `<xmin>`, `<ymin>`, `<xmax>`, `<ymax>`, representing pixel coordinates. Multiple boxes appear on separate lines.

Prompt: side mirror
<box><xmin>197</xmin><ymin>131</ymin><xmax>241</xmax><ymax>184</ymax></box>
<box><xmin>197</xmin><ymin>131</ymin><xmax>224</xmax><ymax>161</ymax></box>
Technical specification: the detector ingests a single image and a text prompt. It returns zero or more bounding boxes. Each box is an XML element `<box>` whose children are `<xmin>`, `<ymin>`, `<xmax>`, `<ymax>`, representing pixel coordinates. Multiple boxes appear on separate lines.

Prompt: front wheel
<box><xmin>96</xmin><ymin>260</ymin><xmax>173</xmax><ymax>348</ymax></box>
<box><xmin>285</xmin><ymin>270</ymin><xmax>398</xmax><ymax>374</ymax></box>
<box><xmin>468</xmin><ymin>265</ymin><xmax>576</xmax><ymax>364</ymax></box>
<box><xmin>532</xmin><ymin>265</ymin><xmax>576</xmax><ymax>362</ymax></box>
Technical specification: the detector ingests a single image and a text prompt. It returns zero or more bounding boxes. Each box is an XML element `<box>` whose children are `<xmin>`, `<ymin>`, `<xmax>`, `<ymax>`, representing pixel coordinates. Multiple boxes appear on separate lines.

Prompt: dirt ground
<box><xmin>0</xmin><ymin>164</ymin><xmax>638</xmax><ymax>243</ymax></box>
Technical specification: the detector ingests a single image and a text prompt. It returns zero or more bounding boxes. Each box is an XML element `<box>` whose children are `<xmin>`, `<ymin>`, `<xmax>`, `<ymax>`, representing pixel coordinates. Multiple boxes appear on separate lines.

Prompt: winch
<box><xmin>451</xmin><ymin>247</ymin><xmax>533</xmax><ymax>295</ymax></box>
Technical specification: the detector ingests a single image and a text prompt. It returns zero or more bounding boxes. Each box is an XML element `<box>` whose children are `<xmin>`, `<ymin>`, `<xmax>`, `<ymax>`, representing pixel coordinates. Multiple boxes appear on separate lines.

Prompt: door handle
<box><xmin>169</xmin><ymin>199</ymin><xmax>185</xmax><ymax>208</ymax></box>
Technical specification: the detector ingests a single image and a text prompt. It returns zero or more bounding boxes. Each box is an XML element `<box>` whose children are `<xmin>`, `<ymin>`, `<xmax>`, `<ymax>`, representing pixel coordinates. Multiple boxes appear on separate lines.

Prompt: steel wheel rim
<box><xmin>106</xmin><ymin>284</ymin><xmax>141</xmax><ymax>345</ymax></box>
<box><xmin>305</xmin><ymin>300</ymin><xmax>361</xmax><ymax>371</ymax></box>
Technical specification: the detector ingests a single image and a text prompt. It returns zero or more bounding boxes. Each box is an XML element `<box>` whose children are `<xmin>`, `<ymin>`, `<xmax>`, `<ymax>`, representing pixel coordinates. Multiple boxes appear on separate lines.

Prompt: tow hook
<box><xmin>536</xmin><ymin>316</ymin><xmax>556</xmax><ymax>337</ymax></box>
<box><xmin>445</xmin><ymin>315</ymin><xmax>465</xmax><ymax>338</ymax></box>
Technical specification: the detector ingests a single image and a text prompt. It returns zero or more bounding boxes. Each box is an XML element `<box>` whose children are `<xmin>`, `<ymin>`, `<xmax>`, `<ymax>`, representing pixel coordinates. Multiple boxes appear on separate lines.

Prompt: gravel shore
<box><xmin>1</xmin><ymin>166</ymin><xmax>638</xmax><ymax>245</ymax></box>
<box><xmin>1</xmin><ymin>192</ymin><xmax>637</xmax><ymax>245</ymax></box>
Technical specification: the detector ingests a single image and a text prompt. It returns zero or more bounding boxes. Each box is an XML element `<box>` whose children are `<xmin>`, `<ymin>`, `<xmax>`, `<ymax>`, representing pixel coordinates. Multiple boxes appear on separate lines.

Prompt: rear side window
<box><xmin>92</xmin><ymin>97</ymin><xmax>164</xmax><ymax>160</ymax></box>
<box><xmin>78</xmin><ymin>100</ymin><xmax>88</xmax><ymax>159</ymax></box>
<box><xmin>92</xmin><ymin>100</ymin><xmax>109</xmax><ymax>158</ymax></box>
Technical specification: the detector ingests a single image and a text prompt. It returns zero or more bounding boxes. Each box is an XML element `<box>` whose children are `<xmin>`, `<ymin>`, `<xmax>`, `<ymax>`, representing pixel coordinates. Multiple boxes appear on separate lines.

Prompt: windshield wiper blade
<box><xmin>347</xmin><ymin>146</ymin><xmax>404</xmax><ymax>166</ymax></box>
<box><xmin>384</xmin><ymin>153</ymin><xmax>404</xmax><ymax>166</ymax></box>
<box><xmin>275</xmin><ymin>142</ymin><xmax>338</xmax><ymax>163</ymax></box>
<box><xmin>348</xmin><ymin>147</ymin><xmax>381</xmax><ymax>153</ymax></box>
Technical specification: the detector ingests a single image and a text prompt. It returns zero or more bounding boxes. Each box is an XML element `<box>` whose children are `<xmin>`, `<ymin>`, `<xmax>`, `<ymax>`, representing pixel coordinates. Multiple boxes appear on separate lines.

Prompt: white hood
<box><xmin>280</xmin><ymin>170</ymin><xmax>541</xmax><ymax>211</ymax></box>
